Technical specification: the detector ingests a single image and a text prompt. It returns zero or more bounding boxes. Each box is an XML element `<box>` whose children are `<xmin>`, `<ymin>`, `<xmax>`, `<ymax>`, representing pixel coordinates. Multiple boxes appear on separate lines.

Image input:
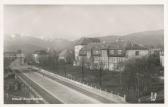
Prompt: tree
<box><xmin>59</xmin><ymin>59</ymin><xmax>67</xmax><ymax>77</ymax></box>
<box><xmin>48</xmin><ymin>50</ymin><xmax>59</xmax><ymax>70</ymax></box>
<box><xmin>80</xmin><ymin>57</ymin><xmax>85</xmax><ymax>81</ymax></box>
<box><xmin>79</xmin><ymin>56</ymin><xmax>88</xmax><ymax>81</ymax></box>
<box><xmin>98</xmin><ymin>61</ymin><xmax>105</xmax><ymax>88</ymax></box>
<box><xmin>122</xmin><ymin>54</ymin><xmax>163</xmax><ymax>100</ymax></box>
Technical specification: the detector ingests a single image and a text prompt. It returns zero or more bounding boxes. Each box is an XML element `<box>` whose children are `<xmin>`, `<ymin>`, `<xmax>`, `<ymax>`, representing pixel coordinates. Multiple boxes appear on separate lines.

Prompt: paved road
<box><xmin>19</xmin><ymin>71</ymin><xmax>102</xmax><ymax>104</ymax></box>
<box><xmin>16</xmin><ymin>71</ymin><xmax>62</xmax><ymax>104</ymax></box>
<box><xmin>10</xmin><ymin>59</ymin><xmax>125</xmax><ymax>104</ymax></box>
<box><xmin>37</xmin><ymin>70</ymin><xmax>118</xmax><ymax>103</ymax></box>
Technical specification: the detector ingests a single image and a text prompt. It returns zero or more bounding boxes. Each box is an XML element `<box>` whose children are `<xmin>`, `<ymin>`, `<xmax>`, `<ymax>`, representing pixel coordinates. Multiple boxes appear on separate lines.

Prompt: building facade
<box><xmin>74</xmin><ymin>37</ymin><xmax>100</xmax><ymax>66</ymax></box>
<box><xmin>76</xmin><ymin>40</ymin><xmax>149</xmax><ymax>71</ymax></box>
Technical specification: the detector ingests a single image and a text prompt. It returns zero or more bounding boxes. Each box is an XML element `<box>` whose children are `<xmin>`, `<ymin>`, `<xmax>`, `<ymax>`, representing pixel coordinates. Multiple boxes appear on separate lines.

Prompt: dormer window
<box><xmin>95</xmin><ymin>50</ymin><xmax>99</xmax><ymax>54</ymax></box>
<box><xmin>92</xmin><ymin>50</ymin><xmax>101</xmax><ymax>56</ymax></box>
<box><xmin>118</xmin><ymin>50</ymin><xmax>122</xmax><ymax>54</ymax></box>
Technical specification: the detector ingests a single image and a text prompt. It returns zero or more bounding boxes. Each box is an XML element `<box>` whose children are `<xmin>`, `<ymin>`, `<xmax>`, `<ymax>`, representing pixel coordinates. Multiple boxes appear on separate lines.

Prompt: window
<box><xmin>135</xmin><ymin>51</ymin><xmax>139</xmax><ymax>56</ymax></box>
<box><xmin>109</xmin><ymin>50</ymin><xmax>114</xmax><ymax>55</ymax></box>
<box><xmin>118</xmin><ymin>50</ymin><xmax>122</xmax><ymax>54</ymax></box>
<box><xmin>93</xmin><ymin>50</ymin><xmax>100</xmax><ymax>55</ymax></box>
<box><xmin>102</xmin><ymin>50</ymin><xmax>107</xmax><ymax>56</ymax></box>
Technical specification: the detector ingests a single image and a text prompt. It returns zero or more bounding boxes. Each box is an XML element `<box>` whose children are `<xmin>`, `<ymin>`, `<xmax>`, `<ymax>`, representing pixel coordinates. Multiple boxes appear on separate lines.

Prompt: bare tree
<box><xmin>98</xmin><ymin>60</ymin><xmax>105</xmax><ymax>88</ymax></box>
<box><xmin>80</xmin><ymin>56</ymin><xmax>85</xmax><ymax>81</ymax></box>
<box><xmin>59</xmin><ymin>59</ymin><xmax>67</xmax><ymax>77</ymax></box>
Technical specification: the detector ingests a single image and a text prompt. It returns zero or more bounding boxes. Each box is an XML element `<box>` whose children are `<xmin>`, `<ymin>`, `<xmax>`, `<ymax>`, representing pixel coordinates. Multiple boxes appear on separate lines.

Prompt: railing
<box><xmin>32</xmin><ymin>66</ymin><xmax>126</xmax><ymax>103</ymax></box>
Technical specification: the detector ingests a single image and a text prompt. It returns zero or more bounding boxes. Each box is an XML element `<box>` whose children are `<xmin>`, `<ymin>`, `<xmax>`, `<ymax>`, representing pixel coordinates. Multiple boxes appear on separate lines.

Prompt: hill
<box><xmin>4</xmin><ymin>34</ymin><xmax>74</xmax><ymax>55</ymax></box>
<box><xmin>122</xmin><ymin>30</ymin><xmax>164</xmax><ymax>48</ymax></box>
<box><xmin>4</xmin><ymin>29</ymin><xmax>164</xmax><ymax>55</ymax></box>
<box><xmin>97</xmin><ymin>30</ymin><xmax>164</xmax><ymax>48</ymax></box>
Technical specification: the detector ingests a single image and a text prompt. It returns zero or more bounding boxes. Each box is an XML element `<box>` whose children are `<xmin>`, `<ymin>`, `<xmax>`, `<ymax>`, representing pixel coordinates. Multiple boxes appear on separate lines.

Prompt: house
<box><xmin>4</xmin><ymin>51</ymin><xmax>17</xmax><ymax>60</ymax></box>
<box><xmin>74</xmin><ymin>37</ymin><xmax>100</xmax><ymax>66</ymax></box>
<box><xmin>4</xmin><ymin>50</ymin><xmax>25</xmax><ymax>65</ymax></box>
<box><xmin>149</xmin><ymin>48</ymin><xmax>161</xmax><ymax>56</ymax></box>
<box><xmin>77</xmin><ymin>41</ymin><xmax>149</xmax><ymax>71</ymax></box>
<box><xmin>16</xmin><ymin>51</ymin><xmax>25</xmax><ymax>65</ymax></box>
<box><xmin>58</xmin><ymin>49</ymin><xmax>73</xmax><ymax>63</ymax></box>
<box><xmin>32</xmin><ymin>50</ymin><xmax>48</xmax><ymax>64</ymax></box>
<box><xmin>125</xmin><ymin>42</ymin><xmax>149</xmax><ymax>59</ymax></box>
<box><xmin>148</xmin><ymin>48</ymin><xmax>164</xmax><ymax>67</ymax></box>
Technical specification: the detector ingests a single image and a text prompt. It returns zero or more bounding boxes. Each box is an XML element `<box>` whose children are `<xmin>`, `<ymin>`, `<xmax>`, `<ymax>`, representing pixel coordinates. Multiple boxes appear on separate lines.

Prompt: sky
<box><xmin>4</xmin><ymin>5</ymin><xmax>163</xmax><ymax>40</ymax></box>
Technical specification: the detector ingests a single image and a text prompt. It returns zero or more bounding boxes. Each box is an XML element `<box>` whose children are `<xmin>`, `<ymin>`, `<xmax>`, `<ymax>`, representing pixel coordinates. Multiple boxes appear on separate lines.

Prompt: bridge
<box><xmin>9</xmin><ymin>59</ymin><xmax>127</xmax><ymax>104</ymax></box>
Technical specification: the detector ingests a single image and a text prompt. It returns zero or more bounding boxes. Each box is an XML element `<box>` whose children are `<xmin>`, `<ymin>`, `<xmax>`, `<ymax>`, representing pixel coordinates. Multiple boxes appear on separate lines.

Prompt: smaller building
<box><xmin>16</xmin><ymin>53</ymin><xmax>25</xmax><ymax>65</ymax></box>
<box><xmin>149</xmin><ymin>48</ymin><xmax>161</xmax><ymax>56</ymax></box>
<box><xmin>32</xmin><ymin>50</ymin><xmax>48</xmax><ymax>64</ymax></box>
<box><xmin>58</xmin><ymin>49</ymin><xmax>73</xmax><ymax>63</ymax></box>
<box><xmin>4</xmin><ymin>50</ymin><xmax>25</xmax><ymax>65</ymax></box>
<box><xmin>4</xmin><ymin>51</ymin><xmax>17</xmax><ymax>60</ymax></box>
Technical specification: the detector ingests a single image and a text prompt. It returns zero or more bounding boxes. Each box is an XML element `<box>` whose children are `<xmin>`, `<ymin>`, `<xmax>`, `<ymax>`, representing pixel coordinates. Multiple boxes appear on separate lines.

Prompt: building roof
<box><xmin>101</xmin><ymin>41</ymin><xmax>126</xmax><ymax>50</ymax></box>
<box><xmin>77</xmin><ymin>37</ymin><xmax>100</xmax><ymax>45</ymax></box>
<box><xmin>79</xmin><ymin>41</ymin><xmax>147</xmax><ymax>53</ymax></box>
<box><xmin>125</xmin><ymin>42</ymin><xmax>147</xmax><ymax>50</ymax></box>
<box><xmin>4</xmin><ymin>51</ymin><xmax>17</xmax><ymax>56</ymax></box>
<box><xmin>34</xmin><ymin>50</ymin><xmax>48</xmax><ymax>55</ymax></box>
<box><xmin>80</xmin><ymin>43</ymin><xmax>102</xmax><ymax>51</ymax></box>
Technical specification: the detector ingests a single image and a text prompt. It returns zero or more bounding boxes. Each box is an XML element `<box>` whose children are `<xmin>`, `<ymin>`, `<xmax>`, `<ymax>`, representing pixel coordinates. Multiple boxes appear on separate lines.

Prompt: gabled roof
<box><xmin>80</xmin><ymin>43</ymin><xmax>102</xmax><ymax>51</ymax></box>
<box><xmin>101</xmin><ymin>41</ymin><xmax>126</xmax><ymax>50</ymax></box>
<box><xmin>125</xmin><ymin>42</ymin><xmax>147</xmax><ymax>50</ymax></box>
<box><xmin>79</xmin><ymin>41</ymin><xmax>147</xmax><ymax>53</ymax></box>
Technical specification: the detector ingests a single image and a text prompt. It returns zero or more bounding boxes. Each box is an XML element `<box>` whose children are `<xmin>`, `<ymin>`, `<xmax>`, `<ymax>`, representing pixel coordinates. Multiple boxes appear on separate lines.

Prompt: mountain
<box><xmin>4</xmin><ymin>34</ymin><xmax>48</xmax><ymax>55</ymax></box>
<box><xmin>4</xmin><ymin>34</ymin><xmax>74</xmax><ymax>55</ymax></box>
<box><xmin>122</xmin><ymin>30</ymin><xmax>164</xmax><ymax>48</ymax></box>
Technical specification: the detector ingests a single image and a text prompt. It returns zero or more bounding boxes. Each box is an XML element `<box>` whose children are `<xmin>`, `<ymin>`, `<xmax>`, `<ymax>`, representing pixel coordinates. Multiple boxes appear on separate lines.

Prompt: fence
<box><xmin>32</xmin><ymin>66</ymin><xmax>126</xmax><ymax>103</ymax></box>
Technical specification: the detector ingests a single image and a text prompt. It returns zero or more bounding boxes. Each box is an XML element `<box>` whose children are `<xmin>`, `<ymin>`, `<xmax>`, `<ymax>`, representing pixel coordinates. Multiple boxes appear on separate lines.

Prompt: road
<box><xmin>17</xmin><ymin>70</ymin><xmax>102</xmax><ymax>104</ymax></box>
<box><xmin>10</xmin><ymin>59</ymin><xmax>126</xmax><ymax>104</ymax></box>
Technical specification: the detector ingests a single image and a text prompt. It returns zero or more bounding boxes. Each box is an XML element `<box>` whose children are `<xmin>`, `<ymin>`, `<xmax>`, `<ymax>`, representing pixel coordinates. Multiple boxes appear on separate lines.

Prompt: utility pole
<box><xmin>107</xmin><ymin>49</ymin><xmax>109</xmax><ymax>71</ymax></box>
<box><xmin>137</xmin><ymin>72</ymin><xmax>140</xmax><ymax>99</ymax></box>
<box><xmin>99</xmin><ymin>65</ymin><xmax>102</xmax><ymax>88</ymax></box>
<box><xmin>82</xmin><ymin>58</ymin><xmax>84</xmax><ymax>81</ymax></box>
<box><xmin>120</xmin><ymin>70</ymin><xmax>122</xmax><ymax>90</ymax></box>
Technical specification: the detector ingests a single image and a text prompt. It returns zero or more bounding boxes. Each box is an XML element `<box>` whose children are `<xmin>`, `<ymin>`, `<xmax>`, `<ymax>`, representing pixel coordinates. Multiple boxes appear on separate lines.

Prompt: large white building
<box><xmin>75</xmin><ymin>39</ymin><xmax>149</xmax><ymax>71</ymax></box>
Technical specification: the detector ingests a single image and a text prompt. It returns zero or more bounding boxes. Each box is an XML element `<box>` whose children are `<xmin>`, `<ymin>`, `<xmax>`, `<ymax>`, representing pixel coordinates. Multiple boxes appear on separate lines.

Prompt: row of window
<box><xmin>80</xmin><ymin>50</ymin><xmax>141</xmax><ymax>56</ymax></box>
<box><xmin>92</xmin><ymin>49</ymin><xmax>124</xmax><ymax>55</ymax></box>
<box><xmin>94</xmin><ymin>57</ymin><xmax>125</xmax><ymax>63</ymax></box>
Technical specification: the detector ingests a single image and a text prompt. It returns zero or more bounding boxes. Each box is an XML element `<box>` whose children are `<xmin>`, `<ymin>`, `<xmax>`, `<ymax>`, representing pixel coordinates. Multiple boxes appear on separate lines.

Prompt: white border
<box><xmin>0</xmin><ymin>0</ymin><xmax>167</xmax><ymax>107</ymax></box>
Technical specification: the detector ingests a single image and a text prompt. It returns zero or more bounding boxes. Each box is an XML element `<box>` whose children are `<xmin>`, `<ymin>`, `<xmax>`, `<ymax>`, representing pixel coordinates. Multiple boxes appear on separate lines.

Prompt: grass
<box><xmin>37</xmin><ymin>64</ymin><xmax>124</xmax><ymax>95</ymax></box>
